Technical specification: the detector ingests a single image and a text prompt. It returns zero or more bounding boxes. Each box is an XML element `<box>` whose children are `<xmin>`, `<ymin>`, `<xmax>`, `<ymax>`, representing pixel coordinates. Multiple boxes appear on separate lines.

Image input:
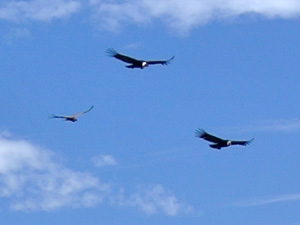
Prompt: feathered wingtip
<box><xmin>84</xmin><ymin>105</ymin><xmax>94</xmax><ymax>113</ymax></box>
<box><xmin>246</xmin><ymin>138</ymin><xmax>254</xmax><ymax>145</ymax></box>
<box><xmin>165</xmin><ymin>56</ymin><xmax>175</xmax><ymax>65</ymax></box>
<box><xmin>48</xmin><ymin>113</ymin><xmax>56</xmax><ymax>119</ymax></box>
<box><xmin>195</xmin><ymin>128</ymin><xmax>205</xmax><ymax>137</ymax></box>
<box><xmin>105</xmin><ymin>48</ymin><xmax>117</xmax><ymax>57</ymax></box>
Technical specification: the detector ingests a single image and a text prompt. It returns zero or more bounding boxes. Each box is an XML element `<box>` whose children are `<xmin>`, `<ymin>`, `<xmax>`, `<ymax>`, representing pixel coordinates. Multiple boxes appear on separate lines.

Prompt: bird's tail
<box><xmin>125</xmin><ymin>65</ymin><xmax>135</xmax><ymax>69</ymax></box>
<box><xmin>209</xmin><ymin>144</ymin><xmax>221</xmax><ymax>150</ymax></box>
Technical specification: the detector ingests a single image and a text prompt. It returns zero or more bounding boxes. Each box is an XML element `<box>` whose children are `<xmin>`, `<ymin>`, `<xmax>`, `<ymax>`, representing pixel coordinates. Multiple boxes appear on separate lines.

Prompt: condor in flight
<box><xmin>195</xmin><ymin>129</ymin><xmax>253</xmax><ymax>150</ymax></box>
<box><xmin>106</xmin><ymin>48</ymin><xmax>174</xmax><ymax>69</ymax></box>
<box><xmin>49</xmin><ymin>106</ymin><xmax>94</xmax><ymax>122</ymax></box>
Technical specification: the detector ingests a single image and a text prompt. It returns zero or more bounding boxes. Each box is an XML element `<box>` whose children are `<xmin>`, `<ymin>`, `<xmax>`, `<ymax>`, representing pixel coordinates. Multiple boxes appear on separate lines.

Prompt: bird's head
<box><xmin>142</xmin><ymin>62</ymin><xmax>148</xmax><ymax>68</ymax></box>
<box><xmin>227</xmin><ymin>141</ymin><xmax>232</xmax><ymax>146</ymax></box>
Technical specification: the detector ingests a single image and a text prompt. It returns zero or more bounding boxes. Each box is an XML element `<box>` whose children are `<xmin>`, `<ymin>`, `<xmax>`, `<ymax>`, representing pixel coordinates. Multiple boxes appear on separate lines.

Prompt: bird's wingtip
<box><xmin>165</xmin><ymin>56</ymin><xmax>175</xmax><ymax>64</ymax></box>
<box><xmin>195</xmin><ymin>128</ymin><xmax>205</xmax><ymax>137</ymax></box>
<box><xmin>48</xmin><ymin>114</ymin><xmax>56</xmax><ymax>119</ymax></box>
<box><xmin>105</xmin><ymin>48</ymin><xmax>117</xmax><ymax>56</ymax></box>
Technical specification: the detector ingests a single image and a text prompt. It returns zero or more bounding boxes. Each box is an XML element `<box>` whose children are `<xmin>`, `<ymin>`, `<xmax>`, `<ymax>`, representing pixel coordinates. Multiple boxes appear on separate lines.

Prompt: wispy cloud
<box><xmin>123</xmin><ymin>42</ymin><xmax>142</xmax><ymax>50</ymax></box>
<box><xmin>112</xmin><ymin>184</ymin><xmax>196</xmax><ymax>216</ymax></box>
<box><xmin>90</xmin><ymin>0</ymin><xmax>300</xmax><ymax>33</ymax></box>
<box><xmin>234</xmin><ymin>193</ymin><xmax>300</xmax><ymax>207</ymax></box>
<box><xmin>229</xmin><ymin>119</ymin><xmax>300</xmax><ymax>133</ymax></box>
<box><xmin>3</xmin><ymin>27</ymin><xmax>30</xmax><ymax>44</ymax></box>
<box><xmin>0</xmin><ymin>0</ymin><xmax>81</xmax><ymax>22</ymax></box>
<box><xmin>0</xmin><ymin>134</ymin><xmax>195</xmax><ymax>216</ymax></box>
<box><xmin>0</xmin><ymin>135</ymin><xmax>110</xmax><ymax>211</ymax></box>
<box><xmin>1</xmin><ymin>1</ymin><xmax>300</xmax><ymax>33</ymax></box>
<box><xmin>92</xmin><ymin>154</ymin><xmax>118</xmax><ymax>167</ymax></box>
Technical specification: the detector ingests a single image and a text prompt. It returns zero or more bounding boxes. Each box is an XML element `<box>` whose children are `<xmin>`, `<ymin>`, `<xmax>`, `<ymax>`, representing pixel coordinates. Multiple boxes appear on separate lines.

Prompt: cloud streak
<box><xmin>234</xmin><ymin>193</ymin><xmax>300</xmax><ymax>207</ymax></box>
<box><xmin>229</xmin><ymin>119</ymin><xmax>300</xmax><ymax>133</ymax></box>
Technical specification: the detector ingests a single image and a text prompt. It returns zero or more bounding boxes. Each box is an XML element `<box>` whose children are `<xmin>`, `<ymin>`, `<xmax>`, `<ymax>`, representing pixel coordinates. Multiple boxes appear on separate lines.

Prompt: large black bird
<box><xmin>106</xmin><ymin>48</ymin><xmax>174</xmax><ymax>69</ymax></box>
<box><xmin>195</xmin><ymin>129</ymin><xmax>253</xmax><ymax>150</ymax></box>
<box><xmin>49</xmin><ymin>106</ymin><xmax>94</xmax><ymax>122</ymax></box>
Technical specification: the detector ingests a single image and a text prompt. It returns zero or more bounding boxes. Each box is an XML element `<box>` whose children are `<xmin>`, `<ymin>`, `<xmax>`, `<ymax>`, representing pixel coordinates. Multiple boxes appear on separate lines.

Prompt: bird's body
<box><xmin>195</xmin><ymin>129</ymin><xmax>253</xmax><ymax>150</ymax></box>
<box><xmin>106</xmin><ymin>48</ymin><xmax>174</xmax><ymax>69</ymax></box>
<box><xmin>51</xmin><ymin>115</ymin><xmax>78</xmax><ymax>122</ymax></box>
<box><xmin>50</xmin><ymin>106</ymin><xmax>94</xmax><ymax>122</ymax></box>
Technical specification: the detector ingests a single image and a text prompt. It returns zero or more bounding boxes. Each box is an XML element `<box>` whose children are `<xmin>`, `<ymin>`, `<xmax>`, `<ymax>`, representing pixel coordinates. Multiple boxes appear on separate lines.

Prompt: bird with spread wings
<box><xmin>49</xmin><ymin>106</ymin><xmax>94</xmax><ymax>122</ymax></box>
<box><xmin>106</xmin><ymin>48</ymin><xmax>174</xmax><ymax>69</ymax></box>
<box><xmin>195</xmin><ymin>129</ymin><xmax>253</xmax><ymax>150</ymax></box>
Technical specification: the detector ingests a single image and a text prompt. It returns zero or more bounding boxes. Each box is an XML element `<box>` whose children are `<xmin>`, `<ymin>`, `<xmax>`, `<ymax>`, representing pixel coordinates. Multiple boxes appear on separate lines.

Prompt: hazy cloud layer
<box><xmin>0</xmin><ymin>135</ymin><xmax>192</xmax><ymax>216</ymax></box>
<box><xmin>0</xmin><ymin>0</ymin><xmax>300</xmax><ymax>32</ymax></box>
<box><xmin>0</xmin><ymin>0</ymin><xmax>81</xmax><ymax>22</ymax></box>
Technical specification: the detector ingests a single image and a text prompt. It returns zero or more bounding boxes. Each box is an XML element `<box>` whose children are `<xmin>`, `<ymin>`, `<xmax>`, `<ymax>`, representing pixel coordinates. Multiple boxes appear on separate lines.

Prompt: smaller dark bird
<box><xmin>106</xmin><ymin>48</ymin><xmax>174</xmax><ymax>69</ymax></box>
<box><xmin>195</xmin><ymin>129</ymin><xmax>253</xmax><ymax>150</ymax></box>
<box><xmin>49</xmin><ymin>106</ymin><xmax>94</xmax><ymax>122</ymax></box>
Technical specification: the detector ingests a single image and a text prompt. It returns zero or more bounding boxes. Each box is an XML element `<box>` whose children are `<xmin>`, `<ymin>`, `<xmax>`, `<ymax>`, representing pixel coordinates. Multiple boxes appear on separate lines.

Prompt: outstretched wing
<box><xmin>74</xmin><ymin>105</ymin><xmax>94</xmax><ymax>117</ymax></box>
<box><xmin>106</xmin><ymin>48</ymin><xmax>140</xmax><ymax>64</ymax></box>
<box><xmin>231</xmin><ymin>138</ymin><xmax>254</xmax><ymax>146</ymax></box>
<box><xmin>48</xmin><ymin>114</ymin><xmax>68</xmax><ymax>119</ymax></box>
<box><xmin>146</xmin><ymin>56</ymin><xmax>175</xmax><ymax>65</ymax></box>
<box><xmin>195</xmin><ymin>129</ymin><xmax>226</xmax><ymax>144</ymax></box>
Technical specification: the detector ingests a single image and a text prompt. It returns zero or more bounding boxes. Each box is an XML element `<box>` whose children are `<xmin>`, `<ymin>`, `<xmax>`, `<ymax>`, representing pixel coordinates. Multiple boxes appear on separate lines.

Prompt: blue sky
<box><xmin>1</xmin><ymin>0</ymin><xmax>300</xmax><ymax>224</ymax></box>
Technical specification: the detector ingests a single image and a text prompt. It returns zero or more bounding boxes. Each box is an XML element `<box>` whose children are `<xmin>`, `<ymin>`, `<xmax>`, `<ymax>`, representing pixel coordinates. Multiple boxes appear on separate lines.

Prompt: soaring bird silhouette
<box><xmin>195</xmin><ymin>129</ymin><xmax>253</xmax><ymax>150</ymax></box>
<box><xmin>106</xmin><ymin>48</ymin><xmax>174</xmax><ymax>69</ymax></box>
<box><xmin>49</xmin><ymin>106</ymin><xmax>94</xmax><ymax>122</ymax></box>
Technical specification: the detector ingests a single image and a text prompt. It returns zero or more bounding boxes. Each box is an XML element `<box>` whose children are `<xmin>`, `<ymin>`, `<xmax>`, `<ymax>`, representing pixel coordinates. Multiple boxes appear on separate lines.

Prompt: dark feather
<box><xmin>50</xmin><ymin>115</ymin><xmax>66</xmax><ymax>119</ymax></box>
<box><xmin>195</xmin><ymin>129</ymin><xmax>226</xmax><ymax>144</ymax></box>
<box><xmin>106</xmin><ymin>48</ymin><xmax>140</xmax><ymax>64</ymax></box>
<box><xmin>146</xmin><ymin>56</ymin><xmax>175</xmax><ymax>65</ymax></box>
<box><xmin>231</xmin><ymin>139</ymin><xmax>254</xmax><ymax>146</ymax></box>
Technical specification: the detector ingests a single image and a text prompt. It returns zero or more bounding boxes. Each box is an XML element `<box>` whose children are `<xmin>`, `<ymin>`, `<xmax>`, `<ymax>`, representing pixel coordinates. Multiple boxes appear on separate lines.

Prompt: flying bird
<box><xmin>106</xmin><ymin>48</ymin><xmax>174</xmax><ymax>69</ymax></box>
<box><xmin>49</xmin><ymin>105</ymin><xmax>94</xmax><ymax>122</ymax></box>
<box><xmin>195</xmin><ymin>129</ymin><xmax>253</xmax><ymax>150</ymax></box>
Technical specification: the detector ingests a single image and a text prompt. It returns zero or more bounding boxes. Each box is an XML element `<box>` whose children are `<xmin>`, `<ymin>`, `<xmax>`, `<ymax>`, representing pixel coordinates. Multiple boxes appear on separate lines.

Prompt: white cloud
<box><xmin>113</xmin><ymin>185</ymin><xmax>195</xmax><ymax>216</ymax></box>
<box><xmin>1</xmin><ymin>0</ymin><xmax>300</xmax><ymax>33</ymax></box>
<box><xmin>0</xmin><ymin>134</ymin><xmax>195</xmax><ymax>216</ymax></box>
<box><xmin>234</xmin><ymin>193</ymin><xmax>300</xmax><ymax>207</ymax></box>
<box><xmin>0</xmin><ymin>135</ymin><xmax>110</xmax><ymax>211</ymax></box>
<box><xmin>0</xmin><ymin>0</ymin><xmax>81</xmax><ymax>22</ymax></box>
<box><xmin>92</xmin><ymin>155</ymin><xmax>118</xmax><ymax>167</ymax></box>
<box><xmin>90</xmin><ymin>0</ymin><xmax>300</xmax><ymax>33</ymax></box>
